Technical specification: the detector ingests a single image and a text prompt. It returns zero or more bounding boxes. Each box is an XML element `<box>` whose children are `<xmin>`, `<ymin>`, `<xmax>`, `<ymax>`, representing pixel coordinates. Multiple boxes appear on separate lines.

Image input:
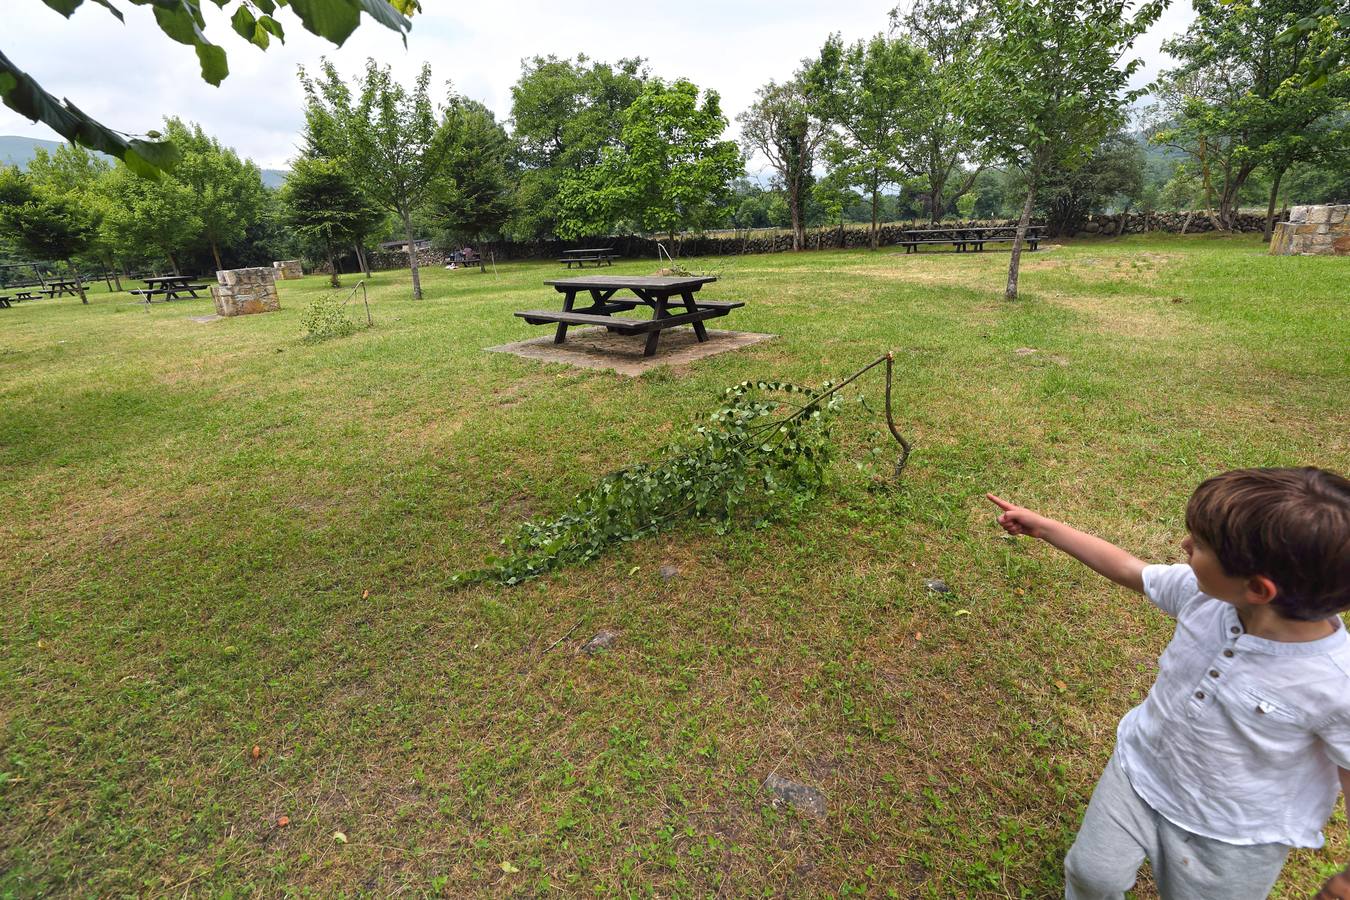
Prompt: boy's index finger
<box><xmin>986</xmin><ymin>493</ymin><xmax>1016</xmax><ymax>511</ymax></box>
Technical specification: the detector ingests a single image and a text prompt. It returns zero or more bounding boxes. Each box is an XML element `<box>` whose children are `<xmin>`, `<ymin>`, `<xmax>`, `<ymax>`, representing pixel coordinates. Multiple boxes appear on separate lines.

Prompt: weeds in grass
<box><xmin>299</xmin><ymin>292</ymin><xmax>358</xmax><ymax>342</ymax></box>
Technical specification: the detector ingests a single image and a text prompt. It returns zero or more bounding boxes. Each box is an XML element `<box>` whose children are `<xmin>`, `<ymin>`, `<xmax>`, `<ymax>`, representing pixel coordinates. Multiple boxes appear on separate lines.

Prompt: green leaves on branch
<box><xmin>455</xmin><ymin>380</ymin><xmax>843</xmax><ymax>588</ymax></box>
<box><xmin>0</xmin><ymin>50</ymin><xmax>178</xmax><ymax>178</ymax></box>
<box><xmin>454</xmin><ymin>355</ymin><xmax>913</xmax><ymax>588</ymax></box>
<box><xmin>6</xmin><ymin>1</ymin><xmax>417</xmax><ymax>177</ymax></box>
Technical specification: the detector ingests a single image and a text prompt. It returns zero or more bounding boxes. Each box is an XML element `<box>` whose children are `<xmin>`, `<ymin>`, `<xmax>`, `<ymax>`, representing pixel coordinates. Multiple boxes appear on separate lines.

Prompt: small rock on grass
<box><xmin>580</xmin><ymin>629</ymin><xmax>619</xmax><ymax>655</ymax></box>
<box><xmin>764</xmin><ymin>773</ymin><xmax>828</xmax><ymax>821</ymax></box>
<box><xmin>924</xmin><ymin>578</ymin><xmax>951</xmax><ymax>594</ymax></box>
<box><xmin>659</xmin><ymin>565</ymin><xmax>680</xmax><ymax>581</ymax></box>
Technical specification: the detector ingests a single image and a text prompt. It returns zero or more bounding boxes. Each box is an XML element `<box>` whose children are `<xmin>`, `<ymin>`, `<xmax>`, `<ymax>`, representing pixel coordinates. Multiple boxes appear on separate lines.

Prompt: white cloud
<box><xmin>1</xmin><ymin>0</ymin><xmax>1191</xmax><ymax>170</ymax></box>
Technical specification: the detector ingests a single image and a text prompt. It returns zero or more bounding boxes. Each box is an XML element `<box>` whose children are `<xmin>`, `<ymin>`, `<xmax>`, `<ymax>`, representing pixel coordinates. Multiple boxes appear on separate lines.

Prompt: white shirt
<box><xmin>1116</xmin><ymin>563</ymin><xmax>1350</xmax><ymax>848</ymax></box>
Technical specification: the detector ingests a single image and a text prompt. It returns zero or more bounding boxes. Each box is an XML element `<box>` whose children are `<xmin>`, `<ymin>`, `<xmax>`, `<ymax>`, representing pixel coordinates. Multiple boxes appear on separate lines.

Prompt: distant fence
<box><xmin>318</xmin><ymin>210</ymin><xmax>1275</xmax><ymax>274</ymax></box>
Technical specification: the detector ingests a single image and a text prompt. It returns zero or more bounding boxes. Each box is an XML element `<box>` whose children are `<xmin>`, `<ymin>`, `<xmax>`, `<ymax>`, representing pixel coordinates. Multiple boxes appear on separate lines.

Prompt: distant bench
<box><xmin>559</xmin><ymin>248</ymin><xmax>619</xmax><ymax>269</ymax></box>
<box><xmin>899</xmin><ymin>226</ymin><xmax>1044</xmax><ymax>253</ymax></box>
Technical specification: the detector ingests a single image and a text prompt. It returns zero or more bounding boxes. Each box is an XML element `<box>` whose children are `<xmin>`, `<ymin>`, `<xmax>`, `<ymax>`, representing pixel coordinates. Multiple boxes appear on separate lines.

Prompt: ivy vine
<box><xmin>453</xmin><ymin>354</ymin><xmax>911</xmax><ymax>587</ymax></box>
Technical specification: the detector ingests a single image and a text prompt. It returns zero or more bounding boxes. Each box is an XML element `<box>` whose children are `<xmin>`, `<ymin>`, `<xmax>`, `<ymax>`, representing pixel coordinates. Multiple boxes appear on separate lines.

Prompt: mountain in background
<box><xmin>0</xmin><ymin>135</ymin><xmax>288</xmax><ymax>188</ymax></box>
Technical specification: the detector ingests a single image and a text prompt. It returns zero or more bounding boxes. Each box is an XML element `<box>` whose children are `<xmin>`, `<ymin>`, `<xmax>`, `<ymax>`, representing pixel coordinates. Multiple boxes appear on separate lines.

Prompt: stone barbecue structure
<box><xmin>272</xmin><ymin>259</ymin><xmax>304</xmax><ymax>280</ymax></box>
<box><xmin>1269</xmin><ymin>204</ymin><xmax>1350</xmax><ymax>256</ymax></box>
<box><xmin>211</xmin><ymin>267</ymin><xmax>280</xmax><ymax>317</ymax></box>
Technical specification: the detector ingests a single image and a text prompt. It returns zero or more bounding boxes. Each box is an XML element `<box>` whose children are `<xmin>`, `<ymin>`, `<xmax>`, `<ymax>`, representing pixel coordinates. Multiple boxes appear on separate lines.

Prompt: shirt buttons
<box><xmin>1195</xmin><ymin>691</ymin><xmax>1206</xmax><ymax>699</ymax></box>
<box><xmin>1223</xmin><ymin>649</ymin><xmax>1235</xmax><ymax>658</ymax></box>
<box><xmin>1230</xmin><ymin>626</ymin><xmax>1241</xmax><ymax>635</ymax></box>
<box><xmin>1209</xmin><ymin>670</ymin><xmax>1220</xmax><ymax>678</ymax></box>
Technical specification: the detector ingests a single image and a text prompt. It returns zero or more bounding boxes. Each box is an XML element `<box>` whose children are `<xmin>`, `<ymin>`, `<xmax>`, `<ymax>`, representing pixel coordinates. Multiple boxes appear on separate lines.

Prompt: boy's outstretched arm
<box><xmin>1314</xmin><ymin>768</ymin><xmax>1350</xmax><ymax>899</ymax></box>
<box><xmin>986</xmin><ymin>493</ymin><xmax>1146</xmax><ymax>594</ymax></box>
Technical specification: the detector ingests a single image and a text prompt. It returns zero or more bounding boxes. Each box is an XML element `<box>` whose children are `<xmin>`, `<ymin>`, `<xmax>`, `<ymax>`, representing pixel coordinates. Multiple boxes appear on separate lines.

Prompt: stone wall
<box><xmin>272</xmin><ymin>259</ymin><xmax>304</xmax><ymax>280</ymax></box>
<box><xmin>309</xmin><ymin>208</ymin><xmax>1285</xmax><ymax>273</ymax></box>
<box><xmin>212</xmin><ymin>267</ymin><xmax>280</xmax><ymax>317</ymax></box>
<box><xmin>1269</xmin><ymin>205</ymin><xmax>1350</xmax><ymax>256</ymax></box>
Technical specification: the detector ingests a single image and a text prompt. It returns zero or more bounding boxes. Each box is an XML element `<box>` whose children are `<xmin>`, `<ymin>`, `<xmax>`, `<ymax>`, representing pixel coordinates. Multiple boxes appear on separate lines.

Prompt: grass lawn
<box><xmin>2</xmin><ymin>235</ymin><xmax>1348</xmax><ymax>898</ymax></box>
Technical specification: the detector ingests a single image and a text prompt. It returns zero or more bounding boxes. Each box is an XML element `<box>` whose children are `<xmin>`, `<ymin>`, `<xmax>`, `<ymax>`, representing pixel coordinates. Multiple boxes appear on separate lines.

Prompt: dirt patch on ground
<box><xmin>486</xmin><ymin>327</ymin><xmax>777</xmax><ymax>376</ymax></box>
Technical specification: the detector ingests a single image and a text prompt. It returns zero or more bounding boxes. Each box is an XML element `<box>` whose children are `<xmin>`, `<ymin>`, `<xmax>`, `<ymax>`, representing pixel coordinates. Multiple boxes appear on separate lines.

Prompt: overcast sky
<box><xmin>2</xmin><ymin>0</ymin><xmax>1194</xmax><ymax>172</ymax></box>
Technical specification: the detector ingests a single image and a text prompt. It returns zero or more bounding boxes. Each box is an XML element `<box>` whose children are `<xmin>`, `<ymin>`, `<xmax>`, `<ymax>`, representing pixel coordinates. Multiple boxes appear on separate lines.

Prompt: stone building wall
<box><xmin>212</xmin><ymin>267</ymin><xmax>280</xmax><ymax>317</ymax></box>
<box><xmin>1269</xmin><ymin>205</ymin><xmax>1350</xmax><ymax>256</ymax></box>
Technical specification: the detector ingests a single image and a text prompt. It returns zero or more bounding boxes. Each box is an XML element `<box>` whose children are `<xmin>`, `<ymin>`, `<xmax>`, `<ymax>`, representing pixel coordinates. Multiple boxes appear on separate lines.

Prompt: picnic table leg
<box><xmin>678</xmin><ymin>290</ymin><xmax>709</xmax><ymax>342</ymax></box>
<box><xmin>643</xmin><ymin>295</ymin><xmax>670</xmax><ymax>357</ymax></box>
<box><xmin>554</xmin><ymin>289</ymin><xmax>578</xmax><ymax>344</ymax></box>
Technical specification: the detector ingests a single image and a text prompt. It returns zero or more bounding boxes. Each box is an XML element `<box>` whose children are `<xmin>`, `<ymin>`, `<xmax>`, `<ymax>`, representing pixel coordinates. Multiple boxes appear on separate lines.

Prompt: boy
<box><xmin>986</xmin><ymin>467</ymin><xmax>1350</xmax><ymax>900</ymax></box>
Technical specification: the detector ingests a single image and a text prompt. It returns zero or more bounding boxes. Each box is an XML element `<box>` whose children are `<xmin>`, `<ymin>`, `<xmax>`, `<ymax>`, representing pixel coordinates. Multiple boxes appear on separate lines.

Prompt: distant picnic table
<box><xmin>515</xmin><ymin>274</ymin><xmax>743</xmax><ymax>357</ymax></box>
<box><xmin>0</xmin><ymin>289</ymin><xmax>41</xmax><ymax>308</ymax></box>
<box><xmin>559</xmin><ymin>248</ymin><xmax>619</xmax><ymax>268</ymax></box>
<box><xmin>899</xmin><ymin>225</ymin><xmax>1044</xmax><ymax>254</ymax></box>
<box><xmin>42</xmin><ymin>277</ymin><xmax>90</xmax><ymax>297</ymax></box>
<box><xmin>131</xmin><ymin>275</ymin><xmax>211</xmax><ymax>303</ymax></box>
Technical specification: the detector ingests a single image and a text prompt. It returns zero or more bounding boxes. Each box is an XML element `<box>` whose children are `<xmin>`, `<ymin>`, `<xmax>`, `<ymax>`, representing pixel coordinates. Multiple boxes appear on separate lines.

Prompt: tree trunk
<box><xmin>329</xmin><ymin>245</ymin><xmax>340</xmax><ymax>289</ymax></box>
<box><xmin>1263</xmin><ymin>166</ymin><xmax>1286</xmax><ymax>243</ymax></box>
<box><xmin>789</xmin><ymin>181</ymin><xmax>803</xmax><ymax>252</ymax></box>
<box><xmin>1006</xmin><ymin>177</ymin><xmax>1038</xmax><ymax>301</ymax></box>
<box><xmin>69</xmin><ymin>260</ymin><xmax>88</xmax><ymax>304</ymax></box>
<box><xmin>401</xmin><ymin>211</ymin><xmax>422</xmax><ymax>300</ymax></box>
<box><xmin>210</xmin><ymin>238</ymin><xmax>223</xmax><ymax>273</ymax></box>
<box><xmin>167</xmin><ymin>252</ymin><xmax>181</xmax><ymax>276</ymax></box>
<box><xmin>477</xmin><ymin>242</ymin><xmax>486</xmax><ymax>273</ymax></box>
<box><xmin>870</xmin><ymin>177</ymin><xmax>880</xmax><ymax>251</ymax></box>
<box><xmin>355</xmin><ymin>242</ymin><xmax>372</xmax><ymax>279</ymax></box>
<box><xmin>1180</xmin><ymin>211</ymin><xmax>1193</xmax><ymax>235</ymax></box>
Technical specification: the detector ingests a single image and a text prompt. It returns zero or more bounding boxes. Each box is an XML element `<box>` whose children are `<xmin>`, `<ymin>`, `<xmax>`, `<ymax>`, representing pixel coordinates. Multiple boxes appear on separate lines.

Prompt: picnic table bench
<box><xmin>899</xmin><ymin>225</ymin><xmax>1044</xmax><ymax>253</ymax></box>
<box><xmin>516</xmin><ymin>275</ymin><xmax>742</xmax><ymax>357</ymax></box>
<box><xmin>130</xmin><ymin>275</ymin><xmax>211</xmax><ymax>303</ymax></box>
<box><xmin>559</xmin><ymin>247</ymin><xmax>619</xmax><ymax>268</ymax></box>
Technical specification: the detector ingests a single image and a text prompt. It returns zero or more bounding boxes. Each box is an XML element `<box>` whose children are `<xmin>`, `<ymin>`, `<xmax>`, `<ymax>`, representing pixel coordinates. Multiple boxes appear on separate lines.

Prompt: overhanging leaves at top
<box><xmin>4</xmin><ymin>0</ymin><xmax>417</xmax><ymax>176</ymax></box>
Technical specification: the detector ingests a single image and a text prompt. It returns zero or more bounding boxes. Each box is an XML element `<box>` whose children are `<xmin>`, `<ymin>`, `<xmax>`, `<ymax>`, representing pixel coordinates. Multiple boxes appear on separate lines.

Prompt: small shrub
<box><xmin>300</xmin><ymin>292</ymin><xmax>357</xmax><ymax>342</ymax></box>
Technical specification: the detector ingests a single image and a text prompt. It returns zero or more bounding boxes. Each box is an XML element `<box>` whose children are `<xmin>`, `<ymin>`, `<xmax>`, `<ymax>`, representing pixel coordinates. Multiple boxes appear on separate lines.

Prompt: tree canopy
<box><xmin>301</xmin><ymin>57</ymin><xmax>455</xmax><ymax>299</ymax></box>
<box><xmin>963</xmin><ymin>0</ymin><xmax>1164</xmax><ymax>298</ymax></box>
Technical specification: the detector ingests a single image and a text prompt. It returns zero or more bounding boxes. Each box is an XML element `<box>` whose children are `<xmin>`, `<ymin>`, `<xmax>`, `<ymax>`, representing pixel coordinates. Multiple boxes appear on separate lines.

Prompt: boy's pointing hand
<box><xmin>987</xmin><ymin>493</ymin><xmax>1051</xmax><ymax>540</ymax></box>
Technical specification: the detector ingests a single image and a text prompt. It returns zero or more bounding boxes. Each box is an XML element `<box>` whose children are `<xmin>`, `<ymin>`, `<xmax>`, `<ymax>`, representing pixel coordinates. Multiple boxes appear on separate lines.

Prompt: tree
<box><xmin>162</xmin><ymin>119</ymin><xmax>268</xmax><ymax>271</ymax></box>
<box><xmin>301</xmin><ymin>58</ymin><xmax>455</xmax><ymax>300</ymax></box>
<box><xmin>1154</xmin><ymin>0</ymin><xmax>1350</xmax><ymax>234</ymax></box>
<box><xmin>807</xmin><ymin>33</ymin><xmax>927</xmax><ymax>248</ymax></box>
<box><xmin>431</xmin><ymin>99</ymin><xmax>515</xmax><ymax>264</ymax></box>
<box><xmin>1030</xmin><ymin>133</ymin><xmax>1145</xmax><ymax>236</ymax></box>
<box><xmin>98</xmin><ymin>164</ymin><xmax>202</xmax><ymax>274</ymax></box>
<box><xmin>25</xmin><ymin>142</ymin><xmax>126</xmax><ymax>288</ymax></box>
<box><xmin>507</xmin><ymin>55</ymin><xmax>648</xmax><ymax>239</ymax></box>
<box><xmin>962</xmin><ymin>0</ymin><xmax>1163</xmax><ymax>299</ymax></box>
<box><xmin>282</xmin><ymin>157</ymin><xmax>381</xmax><ymax>288</ymax></box>
<box><xmin>557</xmin><ymin>79</ymin><xmax>741</xmax><ymax>248</ymax></box>
<box><xmin>0</xmin><ymin>0</ymin><xmax>414</xmax><ymax>177</ymax></box>
<box><xmin>738</xmin><ymin>77</ymin><xmax>827</xmax><ymax>251</ymax></box>
<box><xmin>890</xmin><ymin>0</ymin><xmax>990</xmax><ymax>222</ymax></box>
<box><xmin>0</xmin><ymin>170</ymin><xmax>97</xmax><ymax>302</ymax></box>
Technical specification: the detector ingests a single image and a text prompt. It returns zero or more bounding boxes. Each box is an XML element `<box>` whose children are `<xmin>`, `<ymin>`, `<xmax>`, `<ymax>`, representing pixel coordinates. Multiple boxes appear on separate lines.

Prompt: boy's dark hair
<box><xmin>1186</xmin><ymin>467</ymin><xmax>1350</xmax><ymax>621</ymax></box>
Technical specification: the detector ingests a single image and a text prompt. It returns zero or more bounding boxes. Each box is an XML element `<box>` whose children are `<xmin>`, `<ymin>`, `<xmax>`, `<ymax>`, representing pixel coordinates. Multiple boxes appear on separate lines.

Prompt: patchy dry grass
<box><xmin>2</xmin><ymin>234</ymin><xmax>1348</xmax><ymax>898</ymax></box>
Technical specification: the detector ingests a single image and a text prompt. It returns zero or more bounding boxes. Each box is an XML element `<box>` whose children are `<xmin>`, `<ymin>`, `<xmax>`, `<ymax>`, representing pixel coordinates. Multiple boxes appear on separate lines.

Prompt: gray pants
<box><xmin>1064</xmin><ymin>752</ymin><xmax>1290</xmax><ymax>900</ymax></box>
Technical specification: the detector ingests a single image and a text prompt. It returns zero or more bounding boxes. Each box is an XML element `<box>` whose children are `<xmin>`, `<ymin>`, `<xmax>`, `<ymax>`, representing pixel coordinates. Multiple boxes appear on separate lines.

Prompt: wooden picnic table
<box><xmin>515</xmin><ymin>274</ymin><xmax>744</xmax><ymax>357</ymax></box>
<box><xmin>43</xmin><ymin>277</ymin><xmax>90</xmax><ymax>297</ymax></box>
<box><xmin>899</xmin><ymin>225</ymin><xmax>1044</xmax><ymax>253</ymax></box>
<box><xmin>559</xmin><ymin>247</ymin><xmax>619</xmax><ymax>268</ymax></box>
<box><xmin>133</xmin><ymin>275</ymin><xmax>211</xmax><ymax>303</ymax></box>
